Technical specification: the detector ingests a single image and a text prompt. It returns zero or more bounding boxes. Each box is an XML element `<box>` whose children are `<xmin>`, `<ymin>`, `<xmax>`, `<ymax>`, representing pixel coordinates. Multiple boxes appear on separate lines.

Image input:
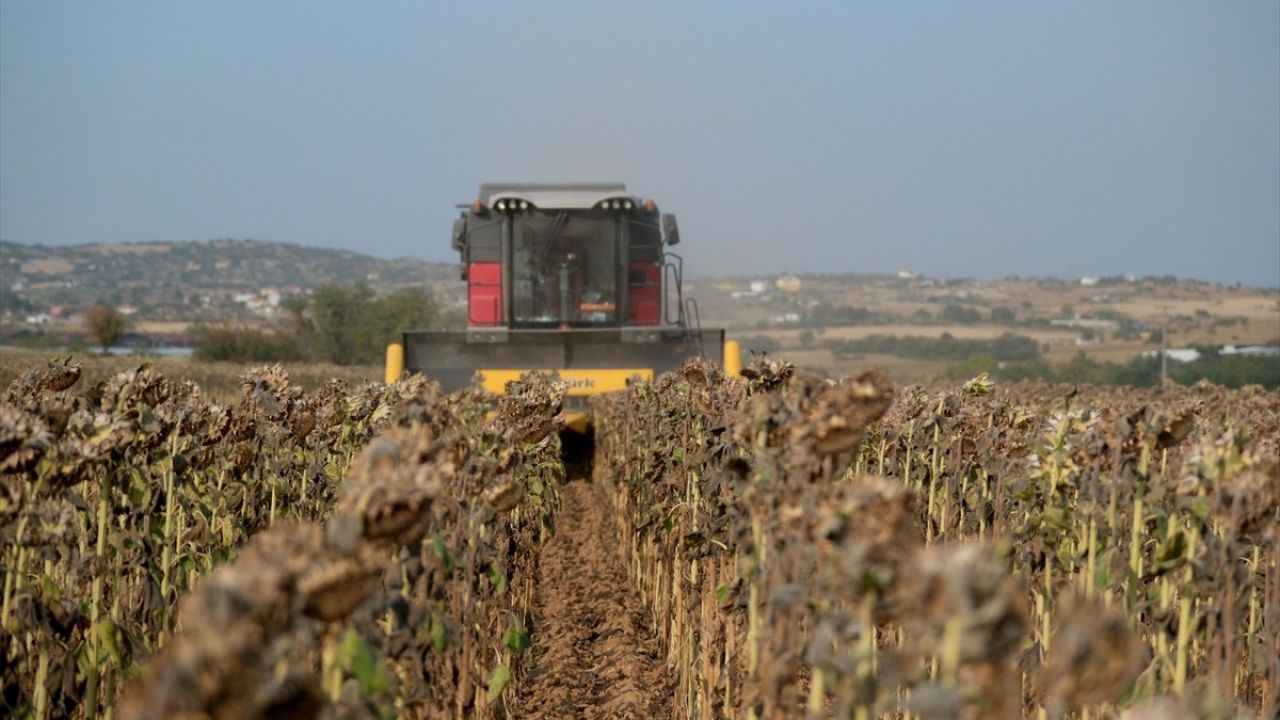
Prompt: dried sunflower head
<box><xmin>241</xmin><ymin>364</ymin><xmax>301</xmax><ymax>422</ymax></box>
<box><xmin>1037</xmin><ymin>593</ymin><xmax>1147</xmax><ymax>714</ymax></box>
<box><xmin>494</xmin><ymin>371</ymin><xmax>563</xmax><ymax>445</ymax></box>
<box><xmin>336</xmin><ymin>431</ymin><xmax>447</xmax><ymax>547</ymax></box>
<box><xmin>99</xmin><ymin>364</ymin><xmax>171</xmax><ymax>415</ymax></box>
<box><xmin>0</xmin><ymin>403</ymin><xmax>54</xmax><ymax>473</ymax></box>
<box><xmin>40</xmin><ymin>355</ymin><xmax>83</xmax><ymax>393</ymax></box>
<box><xmin>4</xmin><ymin>355</ymin><xmax>82</xmax><ymax>400</ymax></box>
<box><xmin>900</xmin><ymin>542</ymin><xmax>1028</xmax><ymax>667</ymax></box>
<box><xmin>738</xmin><ymin>355</ymin><xmax>795</xmax><ymax>394</ymax></box>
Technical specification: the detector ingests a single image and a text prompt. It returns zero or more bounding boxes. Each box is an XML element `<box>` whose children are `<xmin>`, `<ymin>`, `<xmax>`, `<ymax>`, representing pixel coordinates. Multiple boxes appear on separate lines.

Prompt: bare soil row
<box><xmin>521</xmin><ymin>479</ymin><xmax>674</xmax><ymax>719</ymax></box>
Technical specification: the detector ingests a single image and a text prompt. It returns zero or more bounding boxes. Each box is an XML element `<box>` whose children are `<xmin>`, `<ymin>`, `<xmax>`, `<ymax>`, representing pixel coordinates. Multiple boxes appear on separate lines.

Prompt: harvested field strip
<box><xmin>522</xmin><ymin>480</ymin><xmax>674</xmax><ymax>719</ymax></box>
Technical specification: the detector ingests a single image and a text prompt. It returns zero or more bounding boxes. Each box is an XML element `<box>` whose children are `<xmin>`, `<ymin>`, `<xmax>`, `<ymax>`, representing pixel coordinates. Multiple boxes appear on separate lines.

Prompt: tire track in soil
<box><xmin>521</xmin><ymin>480</ymin><xmax>674</xmax><ymax>720</ymax></box>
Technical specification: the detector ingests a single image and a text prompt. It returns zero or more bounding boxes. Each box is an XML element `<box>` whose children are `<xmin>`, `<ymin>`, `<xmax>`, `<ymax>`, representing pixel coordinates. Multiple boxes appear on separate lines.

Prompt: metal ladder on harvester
<box><xmin>663</xmin><ymin>252</ymin><xmax>707</xmax><ymax>359</ymax></box>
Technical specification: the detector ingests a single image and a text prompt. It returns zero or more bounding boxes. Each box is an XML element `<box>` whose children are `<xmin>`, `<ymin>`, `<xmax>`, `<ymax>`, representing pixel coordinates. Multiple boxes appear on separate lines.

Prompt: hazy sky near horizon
<box><xmin>2</xmin><ymin>2</ymin><xmax>1277</xmax><ymax>286</ymax></box>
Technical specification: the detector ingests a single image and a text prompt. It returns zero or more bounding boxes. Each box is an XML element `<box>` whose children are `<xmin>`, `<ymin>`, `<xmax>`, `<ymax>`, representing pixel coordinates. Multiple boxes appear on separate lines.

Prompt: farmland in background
<box><xmin>3</xmin><ymin>238</ymin><xmax>1277</xmax><ymax>386</ymax></box>
<box><xmin>697</xmin><ymin>274</ymin><xmax>1279</xmax><ymax>384</ymax></box>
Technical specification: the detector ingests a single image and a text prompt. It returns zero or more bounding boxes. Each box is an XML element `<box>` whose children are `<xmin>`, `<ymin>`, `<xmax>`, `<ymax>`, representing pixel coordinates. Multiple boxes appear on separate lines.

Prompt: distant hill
<box><xmin>1</xmin><ymin>239</ymin><xmax>462</xmax><ymax>322</ymax></box>
<box><xmin>1</xmin><ymin>238</ymin><xmax>458</xmax><ymax>293</ymax></box>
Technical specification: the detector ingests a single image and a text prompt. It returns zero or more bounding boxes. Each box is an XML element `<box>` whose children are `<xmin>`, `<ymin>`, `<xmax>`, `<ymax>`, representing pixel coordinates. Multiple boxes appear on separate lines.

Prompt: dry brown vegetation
<box><xmin>2</xmin><ymin>358</ymin><xmax>563</xmax><ymax>718</ymax></box>
<box><xmin>1</xmin><ymin>354</ymin><xmax>1277</xmax><ymax>718</ymax></box>
<box><xmin>0</xmin><ymin>348</ymin><xmax>381</xmax><ymax>403</ymax></box>
<box><xmin>591</xmin><ymin>359</ymin><xmax>1278</xmax><ymax>718</ymax></box>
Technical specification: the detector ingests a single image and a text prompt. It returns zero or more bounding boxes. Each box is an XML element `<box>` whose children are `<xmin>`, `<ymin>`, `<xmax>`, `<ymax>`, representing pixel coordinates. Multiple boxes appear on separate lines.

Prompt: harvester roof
<box><xmin>474</xmin><ymin>183</ymin><xmax>637</xmax><ymax>211</ymax></box>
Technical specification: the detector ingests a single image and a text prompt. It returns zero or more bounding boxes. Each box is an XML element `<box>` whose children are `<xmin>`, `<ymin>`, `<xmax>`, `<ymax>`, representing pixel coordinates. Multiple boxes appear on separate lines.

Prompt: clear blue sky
<box><xmin>2</xmin><ymin>2</ymin><xmax>1277</xmax><ymax>286</ymax></box>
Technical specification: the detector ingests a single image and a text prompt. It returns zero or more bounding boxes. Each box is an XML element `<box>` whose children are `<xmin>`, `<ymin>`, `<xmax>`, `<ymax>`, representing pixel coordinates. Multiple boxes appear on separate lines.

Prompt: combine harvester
<box><xmin>384</xmin><ymin>183</ymin><xmax>740</xmax><ymax>431</ymax></box>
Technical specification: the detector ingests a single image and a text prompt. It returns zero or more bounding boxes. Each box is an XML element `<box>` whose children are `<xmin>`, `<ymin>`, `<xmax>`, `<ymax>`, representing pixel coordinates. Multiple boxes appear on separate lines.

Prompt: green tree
<box><xmin>300</xmin><ymin>284</ymin><xmax>376</xmax><ymax>365</ymax></box>
<box><xmin>940</xmin><ymin>304</ymin><xmax>982</xmax><ymax>324</ymax></box>
<box><xmin>0</xmin><ymin>287</ymin><xmax>33</xmax><ymax>314</ymax></box>
<box><xmin>1054</xmin><ymin>352</ymin><xmax>1106</xmax><ymax>384</ymax></box>
<box><xmin>946</xmin><ymin>355</ymin><xmax>999</xmax><ymax>380</ymax></box>
<box><xmin>372</xmin><ymin>287</ymin><xmax>445</xmax><ymax>346</ymax></box>
<box><xmin>87</xmin><ymin>304</ymin><xmax>126</xmax><ymax>352</ymax></box>
<box><xmin>192</xmin><ymin>324</ymin><xmax>302</xmax><ymax>362</ymax></box>
<box><xmin>989</xmin><ymin>306</ymin><xmax>1016</xmax><ymax>325</ymax></box>
<box><xmin>287</xmin><ymin>284</ymin><xmax>447</xmax><ymax>365</ymax></box>
<box><xmin>1173</xmin><ymin>354</ymin><xmax>1280</xmax><ymax>389</ymax></box>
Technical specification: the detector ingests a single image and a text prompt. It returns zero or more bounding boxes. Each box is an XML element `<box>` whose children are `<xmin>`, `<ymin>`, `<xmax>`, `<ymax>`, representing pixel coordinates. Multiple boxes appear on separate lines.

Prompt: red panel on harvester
<box><xmin>627</xmin><ymin>261</ymin><xmax>660</xmax><ymax>325</ymax></box>
<box><xmin>468</xmin><ymin>262</ymin><xmax>502</xmax><ymax>326</ymax></box>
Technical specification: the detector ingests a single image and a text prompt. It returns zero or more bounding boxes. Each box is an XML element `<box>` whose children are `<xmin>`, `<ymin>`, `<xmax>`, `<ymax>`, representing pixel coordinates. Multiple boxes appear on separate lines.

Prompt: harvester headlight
<box><xmin>520</xmin><ymin>201</ymin><xmax>529</xmax><ymax>210</ymax></box>
<box><xmin>623</xmin><ymin>200</ymin><xmax>633</xmax><ymax>210</ymax></box>
<box><xmin>495</xmin><ymin>200</ymin><xmax>506</xmax><ymax>211</ymax></box>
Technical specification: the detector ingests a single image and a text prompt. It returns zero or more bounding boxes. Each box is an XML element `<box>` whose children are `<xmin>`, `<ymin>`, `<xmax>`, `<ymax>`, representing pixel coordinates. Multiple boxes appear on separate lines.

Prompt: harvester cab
<box><xmin>385</xmin><ymin>183</ymin><xmax>740</xmax><ymax>425</ymax></box>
